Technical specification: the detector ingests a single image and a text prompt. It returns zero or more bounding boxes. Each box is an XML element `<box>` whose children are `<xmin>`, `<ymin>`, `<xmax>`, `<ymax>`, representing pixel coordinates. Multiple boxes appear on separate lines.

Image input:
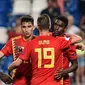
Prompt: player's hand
<box><xmin>75</xmin><ymin>44</ymin><xmax>85</xmax><ymax>51</ymax></box>
<box><xmin>54</xmin><ymin>69</ymin><xmax>66</xmax><ymax>80</ymax></box>
<box><xmin>8</xmin><ymin>69</ymin><xmax>11</xmax><ymax>77</ymax></box>
<box><xmin>8</xmin><ymin>66</ymin><xmax>13</xmax><ymax>77</ymax></box>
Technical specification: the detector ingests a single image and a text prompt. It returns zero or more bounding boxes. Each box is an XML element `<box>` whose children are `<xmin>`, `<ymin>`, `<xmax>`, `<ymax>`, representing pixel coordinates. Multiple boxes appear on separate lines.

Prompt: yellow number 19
<box><xmin>35</xmin><ymin>48</ymin><xmax>55</xmax><ymax>68</ymax></box>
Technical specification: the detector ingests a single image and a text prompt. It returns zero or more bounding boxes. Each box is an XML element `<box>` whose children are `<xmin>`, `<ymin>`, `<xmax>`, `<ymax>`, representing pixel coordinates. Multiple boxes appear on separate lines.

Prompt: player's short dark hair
<box><xmin>56</xmin><ymin>16</ymin><xmax>68</xmax><ymax>27</ymax></box>
<box><xmin>20</xmin><ymin>15</ymin><xmax>34</xmax><ymax>25</ymax></box>
<box><xmin>37</xmin><ymin>14</ymin><xmax>51</xmax><ymax>29</ymax></box>
<box><xmin>47</xmin><ymin>0</ymin><xmax>56</xmax><ymax>3</ymax></box>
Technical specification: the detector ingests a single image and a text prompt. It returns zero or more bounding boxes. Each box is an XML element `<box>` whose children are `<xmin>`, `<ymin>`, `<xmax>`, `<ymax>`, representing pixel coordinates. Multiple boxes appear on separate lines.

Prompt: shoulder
<box><xmin>30</xmin><ymin>36</ymin><xmax>39</xmax><ymax>43</ymax></box>
<box><xmin>56</xmin><ymin>36</ymin><xmax>70</xmax><ymax>42</ymax></box>
<box><xmin>11</xmin><ymin>35</ymin><xmax>22</xmax><ymax>40</ymax></box>
<box><xmin>32</xmin><ymin>35</ymin><xmax>37</xmax><ymax>40</ymax></box>
<box><xmin>56</xmin><ymin>36</ymin><xmax>63</xmax><ymax>40</ymax></box>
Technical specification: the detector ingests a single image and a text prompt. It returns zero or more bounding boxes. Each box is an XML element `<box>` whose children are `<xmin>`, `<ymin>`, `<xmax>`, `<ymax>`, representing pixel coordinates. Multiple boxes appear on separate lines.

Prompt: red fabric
<box><xmin>63</xmin><ymin>78</ymin><xmax>70</xmax><ymax>85</ymax></box>
<box><xmin>13</xmin><ymin>76</ymin><xmax>31</xmax><ymax>85</ymax></box>
<box><xmin>62</xmin><ymin>45</ymin><xmax>77</xmax><ymax>85</ymax></box>
<box><xmin>1</xmin><ymin>36</ymin><xmax>37</xmax><ymax>85</ymax></box>
<box><xmin>20</xmin><ymin>35</ymin><xmax>70</xmax><ymax>85</ymax></box>
<box><xmin>63</xmin><ymin>44</ymin><xmax>77</xmax><ymax>68</ymax></box>
<box><xmin>67</xmin><ymin>45</ymin><xmax>77</xmax><ymax>60</ymax></box>
<box><xmin>49</xmin><ymin>35</ymin><xmax>75</xmax><ymax>85</ymax></box>
<box><xmin>1</xmin><ymin>39</ymin><xmax>12</xmax><ymax>56</ymax></box>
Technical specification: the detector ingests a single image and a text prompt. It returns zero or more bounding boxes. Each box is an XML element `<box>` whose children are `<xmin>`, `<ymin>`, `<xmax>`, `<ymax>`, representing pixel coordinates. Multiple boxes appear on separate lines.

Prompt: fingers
<box><xmin>54</xmin><ymin>68</ymin><xmax>64</xmax><ymax>80</ymax></box>
<box><xmin>54</xmin><ymin>73</ymin><xmax>62</xmax><ymax>80</ymax></box>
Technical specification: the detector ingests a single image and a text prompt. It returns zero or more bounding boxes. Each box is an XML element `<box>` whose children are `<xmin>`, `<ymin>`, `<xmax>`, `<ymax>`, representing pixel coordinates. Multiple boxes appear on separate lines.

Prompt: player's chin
<box><xmin>25</xmin><ymin>33</ymin><xmax>31</xmax><ymax>37</ymax></box>
<box><xmin>54</xmin><ymin>32</ymin><xmax>61</xmax><ymax>36</ymax></box>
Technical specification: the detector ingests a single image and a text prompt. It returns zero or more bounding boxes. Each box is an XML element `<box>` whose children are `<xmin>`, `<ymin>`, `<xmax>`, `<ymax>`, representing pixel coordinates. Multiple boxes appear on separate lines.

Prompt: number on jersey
<box><xmin>35</xmin><ymin>48</ymin><xmax>55</xmax><ymax>68</ymax></box>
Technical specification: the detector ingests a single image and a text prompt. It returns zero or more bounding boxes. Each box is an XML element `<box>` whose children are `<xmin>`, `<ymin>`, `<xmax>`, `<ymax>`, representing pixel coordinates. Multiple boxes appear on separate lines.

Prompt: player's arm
<box><xmin>8</xmin><ymin>57</ymin><xmax>23</xmax><ymax>75</ymax></box>
<box><xmin>8</xmin><ymin>42</ymin><xmax>31</xmax><ymax>75</ymax></box>
<box><xmin>0</xmin><ymin>39</ymin><xmax>12</xmax><ymax>59</ymax></box>
<box><xmin>62</xmin><ymin>45</ymin><xmax>79</xmax><ymax>74</ymax></box>
<box><xmin>65</xmin><ymin>33</ymin><xmax>82</xmax><ymax>44</ymax></box>
<box><xmin>67</xmin><ymin>59</ymin><xmax>78</xmax><ymax>73</ymax></box>
<box><xmin>0</xmin><ymin>51</ymin><xmax>4</xmax><ymax>59</ymax></box>
<box><xmin>55</xmin><ymin>42</ymin><xmax>78</xmax><ymax>80</ymax></box>
<box><xmin>54</xmin><ymin>59</ymin><xmax>78</xmax><ymax>80</ymax></box>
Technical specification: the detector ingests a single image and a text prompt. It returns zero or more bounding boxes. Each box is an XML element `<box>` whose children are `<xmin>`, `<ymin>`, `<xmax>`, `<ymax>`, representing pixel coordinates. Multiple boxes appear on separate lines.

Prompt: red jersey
<box><xmin>63</xmin><ymin>44</ymin><xmax>77</xmax><ymax>69</ymax></box>
<box><xmin>63</xmin><ymin>44</ymin><xmax>77</xmax><ymax>85</ymax></box>
<box><xmin>59</xmin><ymin>36</ymin><xmax>77</xmax><ymax>70</ymax></box>
<box><xmin>49</xmin><ymin>33</ymin><xmax>77</xmax><ymax>85</ymax></box>
<box><xmin>51</xmin><ymin>33</ymin><xmax>77</xmax><ymax>85</ymax></box>
<box><xmin>57</xmin><ymin>36</ymin><xmax>77</xmax><ymax>85</ymax></box>
<box><xmin>20</xmin><ymin>35</ymin><xmax>71</xmax><ymax>85</ymax></box>
<box><xmin>1</xmin><ymin>35</ymin><xmax>35</xmax><ymax>85</ymax></box>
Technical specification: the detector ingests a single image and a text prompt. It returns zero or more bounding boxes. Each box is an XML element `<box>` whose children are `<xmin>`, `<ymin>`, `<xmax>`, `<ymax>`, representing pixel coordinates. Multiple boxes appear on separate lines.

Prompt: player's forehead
<box><xmin>21</xmin><ymin>22</ymin><xmax>33</xmax><ymax>26</ymax></box>
<box><xmin>54</xmin><ymin>19</ymin><xmax>65</xmax><ymax>26</ymax></box>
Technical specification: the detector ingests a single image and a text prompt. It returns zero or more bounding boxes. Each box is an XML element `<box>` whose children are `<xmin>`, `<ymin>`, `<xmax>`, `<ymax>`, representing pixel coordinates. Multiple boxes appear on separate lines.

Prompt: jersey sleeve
<box><xmin>19</xmin><ymin>42</ymin><xmax>31</xmax><ymax>61</ymax></box>
<box><xmin>59</xmin><ymin>37</ymin><xmax>71</xmax><ymax>50</ymax></box>
<box><xmin>64</xmin><ymin>45</ymin><xmax>77</xmax><ymax>61</ymax></box>
<box><xmin>1</xmin><ymin>39</ymin><xmax>12</xmax><ymax>56</ymax></box>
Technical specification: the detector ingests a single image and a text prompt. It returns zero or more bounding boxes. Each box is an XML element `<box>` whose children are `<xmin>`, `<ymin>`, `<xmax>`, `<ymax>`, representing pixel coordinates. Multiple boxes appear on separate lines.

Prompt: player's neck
<box><xmin>40</xmin><ymin>30</ymin><xmax>50</xmax><ymax>36</ymax></box>
<box><xmin>23</xmin><ymin>35</ymin><xmax>33</xmax><ymax>41</ymax></box>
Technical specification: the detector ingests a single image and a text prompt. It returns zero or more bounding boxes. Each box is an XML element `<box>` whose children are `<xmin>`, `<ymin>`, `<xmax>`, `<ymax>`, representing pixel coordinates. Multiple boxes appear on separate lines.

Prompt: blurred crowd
<box><xmin>0</xmin><ymin>0</ymin><xmax>85</xmax><ymax>85</ymax></box>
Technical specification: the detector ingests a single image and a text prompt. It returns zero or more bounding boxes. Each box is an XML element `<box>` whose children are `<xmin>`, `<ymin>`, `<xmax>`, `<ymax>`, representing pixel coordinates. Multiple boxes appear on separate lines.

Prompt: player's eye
<box><xmin>28</xmin><ymin>26</ymin><xmax>32</xmax><ymax>27</ymax></box>
<box><xmin>22</xmin><ymin>26</ymin><xmax>26</xmax><ymax>28</ymax></box>
<box><xmin>59</xmin><ymin>25</ymin><xmax>63</xmax><ymax>27</ymax></box>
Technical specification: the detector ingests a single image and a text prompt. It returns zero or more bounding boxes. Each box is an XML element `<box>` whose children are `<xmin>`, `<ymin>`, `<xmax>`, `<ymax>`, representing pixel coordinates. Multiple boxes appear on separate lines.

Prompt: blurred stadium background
<box><xmin>0</xmin><ymin>0</ymin><xmax>85</xmax><ymax>85</ymax></box>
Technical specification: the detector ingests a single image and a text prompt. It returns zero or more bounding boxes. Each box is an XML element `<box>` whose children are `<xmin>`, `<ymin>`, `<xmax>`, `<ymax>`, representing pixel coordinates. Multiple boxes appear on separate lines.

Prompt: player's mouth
<box><xmin>54</xmin><ymin>30</ymin><xmax>60</xmax><ymax>34</ymax></box>
<box><xmin>25</xmin><ymin>32</ymin><xmax>29</xmax><ymax>35</ymax></box>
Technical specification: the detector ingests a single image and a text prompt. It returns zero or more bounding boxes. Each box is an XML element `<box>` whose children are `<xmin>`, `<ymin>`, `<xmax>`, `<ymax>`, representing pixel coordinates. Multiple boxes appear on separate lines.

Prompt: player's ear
<box><xmin>64</xmin><ymin>27</ymin><xmax>68</xmax><ymax>32</ymax></box>
<box><xmin>33</xmin><ymin>25</ymin><xmax>35</xmax><ymax>30</ymax></box>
